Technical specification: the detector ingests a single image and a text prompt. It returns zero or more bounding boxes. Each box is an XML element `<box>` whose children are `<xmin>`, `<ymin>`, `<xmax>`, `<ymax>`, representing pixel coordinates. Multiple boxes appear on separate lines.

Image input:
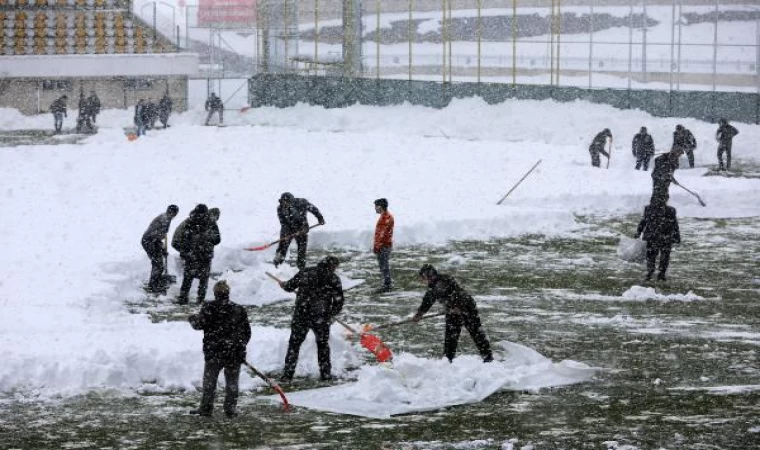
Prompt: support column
<box><xmin>343</xmin><ymin>0</ymin><xmax>363</xmax><ymax>77</ymax></box>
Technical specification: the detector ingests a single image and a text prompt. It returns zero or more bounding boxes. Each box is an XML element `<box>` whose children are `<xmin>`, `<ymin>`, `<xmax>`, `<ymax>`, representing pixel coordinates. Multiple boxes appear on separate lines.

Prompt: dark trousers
<box><xmin>282</xmin><ymin>315</ymin><xmax>331</xmax><ymax>380</ymax></box>
<box><xmin>718</xmin><ymin>142</ymin><xmax>732</xmax><ymax>170</ymax></box>
<box><xmin>205</xmin><ymin>109</ymin><xmax>223</xmax><ymax>125</ymax></box>
<box><xmin>76</xmin><ymin>115</ymin><xmax>93</xmax><ymax>133</ymax></box>
<box><xmin>53</xmin><ymin>112</ymin><xmax>64</xmax><ymax>132</ymax></box>
<box><xmin>635</xmin><ymin>152</ymin><xmax>653</xmax><ymax>171</ymax></box>
<box><xmin>275</xmin><ymin>233</ymin><xmax>308</xmax><ymax>269</ymax></box>
<box><xmin>591</xmin><ymin>152</ymin><xmax>601</xmax><ymax>168</ymax></box>
<box><xmin>376</xmin><ymin>247</ymin><xmax>392</xmax><ymax>288</ymax></box>
<box><xmin>646</xmin><ymin>242</ymin><xmax>672</xmax><ymax>279</ymax></box>
<box><xmin>685</xmin><ymin>149</ymin><xmax>695</xmax><ymax>169</ymax></box>
<box><xmin>141</xmin><ymin>238</ymin><xmax>165</xmax><ymax>290</ymax></box>
<box><xmin>198</xmin><ymin>360</ymin><xmax>241</xmax><ymax>415</ymax></box>
<box><xmin>444</xmin><ymin>309</ymin><xmax>493</xmax><ymax>363</ymax></box>
<box><xmin>160</xmin><ymin>113</ymin><xmax>170</xmax><ymax>128</ymax></box>
<box><xmin>179</xmin><ymin>258</ymin><xmax>212</xmax><ymax>303</ymax></box>
<box><xmin>135</xmin><ymin>118</ymin><xmax>146</xmax><ymax>136</ymax></box>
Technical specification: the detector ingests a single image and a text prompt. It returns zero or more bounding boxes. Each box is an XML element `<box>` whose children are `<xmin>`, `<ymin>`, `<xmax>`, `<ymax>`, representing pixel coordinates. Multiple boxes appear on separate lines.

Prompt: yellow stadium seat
<box><xmin>95</xmin><ymin>35</ymin><xmax>105</xmax><ymax>53</ymax></box>
<box><xmin>75</xmin><ymin>34</ymin><xmax>86</xmax><ymax>53</ymax></box>
<box><xmin>135</xmin><ymin>27</ymin><xmax>146</xmax><ymax>53</ymax></box>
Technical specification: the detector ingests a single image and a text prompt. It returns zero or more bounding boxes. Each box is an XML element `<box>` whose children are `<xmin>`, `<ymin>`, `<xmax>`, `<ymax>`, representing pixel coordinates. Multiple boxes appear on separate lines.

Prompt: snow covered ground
<box><xmin>1</xmin><ymin>98</ymin><xmax>759</xmax><ymax>423</ymax></box>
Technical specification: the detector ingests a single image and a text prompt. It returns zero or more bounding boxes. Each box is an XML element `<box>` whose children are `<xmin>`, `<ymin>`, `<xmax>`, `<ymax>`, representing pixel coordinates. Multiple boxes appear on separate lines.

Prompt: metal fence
<box><xmin>251</xmin><ymin>0</ymin><xmax>760</xmax><ymax>94</ymax></box>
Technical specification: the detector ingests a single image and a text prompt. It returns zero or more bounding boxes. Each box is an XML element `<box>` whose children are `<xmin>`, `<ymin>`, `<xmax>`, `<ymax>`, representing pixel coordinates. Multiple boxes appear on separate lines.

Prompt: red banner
<box><xmin>198</xmin><ymin>0</ymin><xmax>257</xmax><ymax>27</ymax></box>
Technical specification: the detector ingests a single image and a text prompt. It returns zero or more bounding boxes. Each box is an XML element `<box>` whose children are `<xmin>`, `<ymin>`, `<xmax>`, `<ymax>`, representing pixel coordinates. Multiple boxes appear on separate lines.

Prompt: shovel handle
<box><xmin>368</xmin><ymin>312</ymin><xmax>446</xmax><ymax>331</ymax></box>
<box><xmin>335</xmin><ymin>319</ymin><xmax>358</xmax><ymax>334</ymax></box>
<box><xmin>245</xmin><ymin>224</ymin><xmax>322</xmax><ymax>252</ymax></box>
<box><xmin>244</xmin><ymin>362</ymin><xmax>290</xmax><ymax>411</ymax></box>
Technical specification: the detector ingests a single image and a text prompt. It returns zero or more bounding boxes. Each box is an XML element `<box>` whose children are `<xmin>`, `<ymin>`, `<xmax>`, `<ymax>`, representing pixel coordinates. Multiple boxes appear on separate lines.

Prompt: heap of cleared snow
<box><xmin>622</xmin><ymin>286</ymin><xmax>705</xmax><ymax>302</ymax></box>
<box><xmin>262</xmin><ymin>341</ymin><xmax>597</xmax><ymax>419</ymax></box>
<box><xmin>1</xmin><ymin>322</ymin><xmax>362</xmax><ymax>398</ymax></box>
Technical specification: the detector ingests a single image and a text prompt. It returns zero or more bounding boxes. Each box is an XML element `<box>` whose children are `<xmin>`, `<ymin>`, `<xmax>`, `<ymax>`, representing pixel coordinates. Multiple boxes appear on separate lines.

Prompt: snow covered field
<box><xmin>1</xmin><ymin>98</ymin><xmax>759</xmax><ymax>448</ymax></box>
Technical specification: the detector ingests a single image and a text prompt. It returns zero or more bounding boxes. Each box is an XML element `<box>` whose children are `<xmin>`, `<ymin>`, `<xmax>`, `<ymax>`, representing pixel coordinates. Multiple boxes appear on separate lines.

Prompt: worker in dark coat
<box><xmin>143</xmin><ymin>100</ymin><xmax>159</xmax><ymax>130</ymax></box>
<box><xmin>176</xmin><ymin>204</ymin><xmax>221</xmax><ymax>304</ymax></box>
<box><xmin>412</xmin><ymin>264</ymin><xmax>494</xmax><ymax>363</ymax></box>
<box><xmin>716</xmin><ymin>118</ymin><xmax>739</xmax><ymax>171</ymax></box>
<box><xmin>635</xmin><ymin>198</ymin><xmax>681</xmax><ymax>282</ymax></box>
<box><xmin>204</xmin><ymin>93</ymin><xmax>224</xmax><ymax>126</ymax></box>
<box><xmin>141</xmin><ymin>204</ymin><xmax>179</xmax><ymax>293</ymax></box>
<box><xmin>651</xmin><ymin>147</ymin><xmax>683</xmax><ymax>204</ymax></box>
<box><xmin>189</xmin><ymin>281</ymin><xmax>251</xmax><ymax>418</ymax></box>
<box><xmin>50</xmin><ymin>95</ymin><xmax>68</xmax><ymax>133</ymax></box>
<box><xmin>134</xmin><ymin>99</ymin><xmax>147</xmax><ymax>136</ymax></box>
<box><xmin>158</xmin><ymin>93</ymin><xmax>173</xmax><ymax>128</ymax></box>
<box><xmin>87</xmin><ymin>91</ymin><xmax>101</xmax><ymax>124</ymax></box>
<box><xmin>632</xmin><ymin>127</ymin><xmax>655</xmax><ymax>171</ymax></box>
<box><xmin>589</xmin><ymin>128</ymin><xmax>612</xmax><ymax>168</ymax></box>
<box><xmin>672</xmin><ymin>124</ymin><xmax>697</xmax><ymax>169</ymax></box>
<box><xmin>273</xmin><ymin>192</ymin><xmax>325</xmax><ymax>269</ymax></box>
<box><xmin>276</xmin><ymin>256</ymin><xmax>344</xmax><ymax>382</ymax></box>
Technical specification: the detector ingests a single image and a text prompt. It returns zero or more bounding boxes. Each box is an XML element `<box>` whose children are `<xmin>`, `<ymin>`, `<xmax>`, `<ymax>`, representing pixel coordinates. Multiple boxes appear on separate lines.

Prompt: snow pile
<box><xmin>262</xmin><ymin>341</ymin><xmax>596</xmax><ymax>418</ymax></box>
<box><xmin>0</xmin><ymin>321</ymin><xmax>362</xmax><ymax>398</ymax></box>
<box><xmin>622</xmin><ymin>286</ymin><xmax>705</xmax><ymax>302</ymax></box>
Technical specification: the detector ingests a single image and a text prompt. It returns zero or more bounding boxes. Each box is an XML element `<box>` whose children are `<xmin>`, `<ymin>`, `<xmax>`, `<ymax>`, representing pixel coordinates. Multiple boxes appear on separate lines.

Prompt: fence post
<box><xmin>512</xmin><ymin>0</ymin><xmax>517</xmax><ymax>87</ymax></box>
<box><xmin>477</xmin><ymin>0</ymin><xmax>481</xmax><ymax>84</ymax></box>
<box><xmin>589</xmin><ymin>0</ymin><xmax>593</xmax><ymax>89</ymax></box>
<box><xmin>409</xmin><ymin>0</ymin><xmax>413</xmax><ymax>81</ymax></box>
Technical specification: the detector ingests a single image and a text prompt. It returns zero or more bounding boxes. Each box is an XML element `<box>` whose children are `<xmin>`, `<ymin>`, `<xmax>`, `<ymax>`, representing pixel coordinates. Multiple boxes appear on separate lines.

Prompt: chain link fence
<box><xmin>250</xmin><ymin>0</ymin><xmax>760</xmax><ymax>94</ymax></box>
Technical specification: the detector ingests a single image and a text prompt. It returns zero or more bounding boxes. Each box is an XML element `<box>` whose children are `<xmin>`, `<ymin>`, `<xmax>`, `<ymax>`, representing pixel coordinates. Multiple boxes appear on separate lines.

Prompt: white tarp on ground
<box><xmin>262</xmin><ymin>341</ymin><xmax>597</xmax><ymax>419</ymax></box>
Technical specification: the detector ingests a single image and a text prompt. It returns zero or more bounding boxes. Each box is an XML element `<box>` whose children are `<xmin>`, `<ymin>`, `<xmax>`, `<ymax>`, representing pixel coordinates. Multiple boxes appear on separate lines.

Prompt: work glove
<box><xmin>318</xmin><ymin>220</ymin><xmax>325</xmax><ymax>226</ymax></box>
<box><xmin>162</xmin><ymin>248</ymin><xmax>169</xmax><ymax>257</ymax></box>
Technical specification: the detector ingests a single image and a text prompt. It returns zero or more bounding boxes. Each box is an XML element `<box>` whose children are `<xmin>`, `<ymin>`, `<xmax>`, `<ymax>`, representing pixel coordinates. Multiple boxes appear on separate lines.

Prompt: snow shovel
<box><xmin>497</xmin><ymin>159</ymin><xmax>542</xmax><ymax>205</ymax></box>
<box><xmin>243</xmin><ymin>361</ymin><xmax>290</xmax><ymax>411</ymax></box>
<box><xmin>606</xmin><ymin>137</ymin><xmax>613</xmax><ymax>169</ymax></box>
<box><xmin>244</xmin><ymin>224</ymin><xmax>322</xmax><ymax>252</ymax></box>
<box><xmin>335</xmin><ymin>319</ymin><xmax>393</xmax><ymax>363</ymax></box>
<box><xmin>673</xmin><ymin>179</ymin><xmax>706</xmax><ymax>207</ymax></box>
<box><xmin>362</xmin><ymin>312</ymin><xmax>446</xmax><ymax>333</ymax></box>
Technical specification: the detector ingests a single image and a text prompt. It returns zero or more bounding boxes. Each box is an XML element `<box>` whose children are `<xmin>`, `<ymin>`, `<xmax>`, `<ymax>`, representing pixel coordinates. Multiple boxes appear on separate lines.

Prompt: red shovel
<box><xmin>244</xmin><ymin>224</ymin><xmax>322</xmax><ymax>252</ymax></box>
<box><xmin>336</xmin><ymin>319</ymin><xmax>393</xmax><ymax>363</ymax></box>
<box><xmin>243</xmin><ymin>361</ymin><xmax>290</xmax><ymax>411</ymax></box>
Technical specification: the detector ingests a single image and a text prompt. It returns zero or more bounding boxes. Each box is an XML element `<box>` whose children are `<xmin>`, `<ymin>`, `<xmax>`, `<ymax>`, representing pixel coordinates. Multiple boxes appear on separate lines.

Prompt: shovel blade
<box><xmin>360</xmin><ymin>333</ymin><xmax>393</xmax><ymax>363</ymax></box>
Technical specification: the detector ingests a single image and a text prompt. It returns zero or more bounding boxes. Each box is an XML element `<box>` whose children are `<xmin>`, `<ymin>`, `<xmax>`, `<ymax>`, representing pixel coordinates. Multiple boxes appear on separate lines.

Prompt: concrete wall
<box><xmin>249</xmin><ymin>74</ymin><xmax>760</xmax><ymax>124</ymax></box>
<box><xmin>0</xmin><ymin>76</ymin><xmax>188</xmax><ymax>115</ymax></box>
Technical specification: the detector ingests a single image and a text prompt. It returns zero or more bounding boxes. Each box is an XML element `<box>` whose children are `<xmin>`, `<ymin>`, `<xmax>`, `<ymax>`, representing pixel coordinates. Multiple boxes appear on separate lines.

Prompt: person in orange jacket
<box><xmin>373</xmin><ymin>198</ymin><xmax>395</xmax><ymax>293</ymax></box>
